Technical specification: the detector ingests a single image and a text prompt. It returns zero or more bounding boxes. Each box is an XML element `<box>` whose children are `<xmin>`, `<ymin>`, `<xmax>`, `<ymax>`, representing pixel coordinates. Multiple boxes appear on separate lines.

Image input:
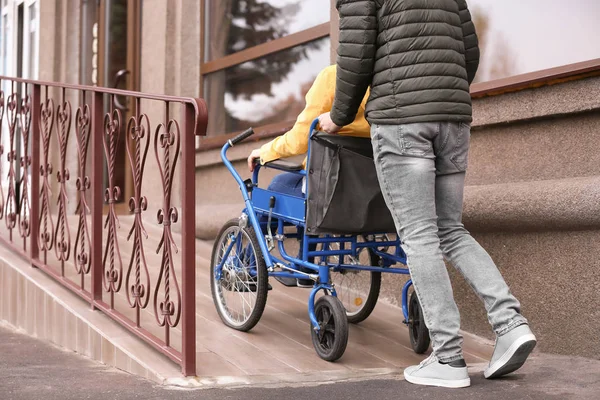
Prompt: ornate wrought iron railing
<box><xmin>0</xmin><ymin>76</ymin><xmax>207</xmax><ymax>376</ymax></box>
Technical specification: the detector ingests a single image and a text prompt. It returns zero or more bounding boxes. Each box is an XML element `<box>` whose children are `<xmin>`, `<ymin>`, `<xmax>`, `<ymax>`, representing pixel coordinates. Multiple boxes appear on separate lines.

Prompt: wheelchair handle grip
<box><xmin>229</xmin><ymin>128</ymin><xmax>255</xmax><ymax>146</ymax></box>
<box><xmin>309</xmin><ymin>118</ymin><xmax>320</xmax><ymax>137</ymax></box>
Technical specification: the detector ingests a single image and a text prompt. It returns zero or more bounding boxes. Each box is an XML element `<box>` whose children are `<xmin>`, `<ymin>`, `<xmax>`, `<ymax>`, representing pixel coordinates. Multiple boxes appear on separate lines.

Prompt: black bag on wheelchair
<box><xmin>306</xmin><ymin>131</ymin><xmax>396</xmax><ymax>235</ymax></box>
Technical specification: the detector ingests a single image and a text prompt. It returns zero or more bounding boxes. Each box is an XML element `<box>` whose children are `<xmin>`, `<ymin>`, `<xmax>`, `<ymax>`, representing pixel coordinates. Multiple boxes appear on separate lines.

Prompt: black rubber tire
<box><xmin>345</xmin><ymin>250</ymin><xmax>381</xmax><ymax>324</ymax></box>
<box><xmin>408</xmin><ymin>291</ymin><xmax>431</xmax><ymax>354</ymax></box>
<box><xmin>310</xmin><ymin>295</ymin><xmax>349</xmax><ymax>362</ymax></box>
<box><xmin>210</xmin><ymin>218</ymin><xmax>268</xmax><ymax>332</ymax></box>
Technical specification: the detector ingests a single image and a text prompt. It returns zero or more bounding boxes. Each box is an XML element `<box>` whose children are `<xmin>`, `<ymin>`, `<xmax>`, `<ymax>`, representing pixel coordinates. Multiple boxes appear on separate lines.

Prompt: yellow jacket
<box><xmin>260</xmin><ymin>65</ymin><xmax>370</xmax><ymax>167</ymax></box>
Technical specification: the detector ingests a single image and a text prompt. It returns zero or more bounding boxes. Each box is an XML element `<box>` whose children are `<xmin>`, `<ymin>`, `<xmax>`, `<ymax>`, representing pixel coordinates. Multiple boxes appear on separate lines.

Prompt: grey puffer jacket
<box><xmin>330</xmin><ymin>0</ymin><xmax>479</xmax><ymax>127</ymax></box>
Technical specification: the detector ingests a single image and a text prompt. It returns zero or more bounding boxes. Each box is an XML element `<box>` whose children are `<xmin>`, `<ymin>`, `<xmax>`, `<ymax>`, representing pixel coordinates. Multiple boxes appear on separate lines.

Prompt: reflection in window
<box><xmin>470</xmin><ymin>0</ymin><xmax>600</xmax><ymax>82</ymax></box>
<box><xmin>28</xmin><ymin>2</ymin><xmax>36</xmax><ymax>78</ymax></box>
<box><xmin>80</xmin><ymin>0</ymin><xmax>99</xmax><ymax>85</ymax></box>
<box><xmin>107</xmin><ymin>0</ymin><xmax>128</xmax><ymax>86</ymax></box>
<box><xmin>1</xmin><ymin>14</ymin><xmax>8</xmax><ymax>75</ymax></box>
<box><xmin>204</xmin><ymin>0</ymin><xmax>330</xmax><ymax>61</ymax></box>
<box><xmin>204</xmin><ymin>37</ymin><xmax>330</xmax><ymax>136</ymax></box>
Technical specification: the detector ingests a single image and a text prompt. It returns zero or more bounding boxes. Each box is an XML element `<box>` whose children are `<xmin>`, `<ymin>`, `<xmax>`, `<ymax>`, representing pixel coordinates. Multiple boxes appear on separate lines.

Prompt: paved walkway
<box><xmin>2</xmin><ymin>325</ymin><xmax>599</xmax><ymax>400</ymax></box>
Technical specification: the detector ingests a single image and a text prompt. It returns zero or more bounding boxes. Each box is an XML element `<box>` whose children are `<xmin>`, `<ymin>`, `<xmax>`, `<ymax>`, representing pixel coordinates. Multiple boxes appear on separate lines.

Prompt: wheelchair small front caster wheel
<box><xmin>310</xmin><ymin>295</ymin><xmax>348</xmax><ymax>361</ymax></box>
<box><xmin>408</xmin><ymin>291</ymin><xmax>431</xmax><ymax>354</ymax></box>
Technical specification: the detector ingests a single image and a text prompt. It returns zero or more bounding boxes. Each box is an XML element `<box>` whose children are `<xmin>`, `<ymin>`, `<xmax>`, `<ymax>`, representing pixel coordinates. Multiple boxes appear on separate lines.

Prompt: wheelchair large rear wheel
<box><xmin>210</xmin><ymin>218</ymin><xmax>268</xmax><ymax>332</ymax></box>
<box><xmin>310</xmin><ymin>295</ymin><xmax>348</xmax><ymax>361</ymax></box>
<box><xmin>325</xmin><ymin>243</ymin><xmax>381</xmax><ymax>324</ymax></box>
<box><xmin>408</xmin><ymin>291</ymin><xmax>431</xmax><ymax>354</ymax></box>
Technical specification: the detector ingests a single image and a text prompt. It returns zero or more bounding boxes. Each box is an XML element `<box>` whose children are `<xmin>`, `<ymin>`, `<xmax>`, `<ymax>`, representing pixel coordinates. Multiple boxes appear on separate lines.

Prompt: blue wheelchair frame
<box><xmin>219</xmin><ymin>118</ymin><xmax>415</xmax><ymax>332</ymax></box>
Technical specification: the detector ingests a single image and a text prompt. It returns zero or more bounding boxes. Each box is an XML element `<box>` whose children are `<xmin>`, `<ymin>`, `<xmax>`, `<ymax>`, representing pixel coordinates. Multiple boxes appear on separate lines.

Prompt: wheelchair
<box><xmin>211</xmin><ymin>119</ymin><xmax>431</xmax><ymax>361</ymax></box>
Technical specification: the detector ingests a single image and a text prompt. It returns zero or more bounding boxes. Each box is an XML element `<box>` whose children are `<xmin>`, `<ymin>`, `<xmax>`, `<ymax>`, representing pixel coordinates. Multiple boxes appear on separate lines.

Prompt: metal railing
<box><xmin>0</xmin><ymin>76</ymin><xmax>207</xmax><ymax>376</ymax></box>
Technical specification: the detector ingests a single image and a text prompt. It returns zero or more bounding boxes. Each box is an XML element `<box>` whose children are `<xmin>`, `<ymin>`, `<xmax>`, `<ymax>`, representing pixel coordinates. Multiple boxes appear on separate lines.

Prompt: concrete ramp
<box><xmin>0</xmin><ymin>216</ymin><xmax>493</xmax><ymax>387</ymax></box>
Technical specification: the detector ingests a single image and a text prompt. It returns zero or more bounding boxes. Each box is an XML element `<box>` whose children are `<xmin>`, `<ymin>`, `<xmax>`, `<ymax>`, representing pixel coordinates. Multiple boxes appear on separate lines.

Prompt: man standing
<box><xmin>318</xmin><ymin>0</ymin><xmax>536</xmax><ymax>389</ymax></box>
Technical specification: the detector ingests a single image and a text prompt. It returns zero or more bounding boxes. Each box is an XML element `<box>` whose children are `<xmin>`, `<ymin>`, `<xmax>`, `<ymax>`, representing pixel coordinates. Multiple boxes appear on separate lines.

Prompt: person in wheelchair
<box><xmin>246</xmin><ymin>64</ymin><xmax>370</xmax><ymax>287</ymax></box>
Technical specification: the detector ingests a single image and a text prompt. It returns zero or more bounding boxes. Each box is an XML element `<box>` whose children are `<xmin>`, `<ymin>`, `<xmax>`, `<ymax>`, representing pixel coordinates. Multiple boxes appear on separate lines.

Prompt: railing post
<box><xmin>91</xmin><ymin>92</ymin><xmax>103</xmax><ymax>308</ymax></box>
<box><xmin>180</xmin><ymin>103</ymin><xmax>196</xmax><ymax>376</ymax></box>
<box><xmin>30</xmin><ymin>84</ymin><xmax>40</xmax><ymax>262</ymax></box>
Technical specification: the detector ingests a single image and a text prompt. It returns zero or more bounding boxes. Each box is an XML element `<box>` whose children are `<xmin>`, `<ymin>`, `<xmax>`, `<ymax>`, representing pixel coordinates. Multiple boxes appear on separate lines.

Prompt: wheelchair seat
<box><xmin>263</xmin><ymin>159</ymin><xmax>304</xmax><ymax>172</ymax></box>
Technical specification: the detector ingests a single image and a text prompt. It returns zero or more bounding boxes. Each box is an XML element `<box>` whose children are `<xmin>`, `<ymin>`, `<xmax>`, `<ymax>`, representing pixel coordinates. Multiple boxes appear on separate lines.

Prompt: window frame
<box><xmin>0</xmin><ymin>0</ymin><xmax>39</xmax><ymax>79</ymax></box>
<box><xmin>1</xmin><ymin>0</ymin><xmax>12</xmax><ymax>77</ymax></box>
<box><xmin>198</xmin><ymin>0</ymin><xmax>331</xmax><ymax>151</ymax></box>
<box><xmin>23</xmin><ymin>0</ymin><xmax>39</xmax><ymax>79</ymax></box>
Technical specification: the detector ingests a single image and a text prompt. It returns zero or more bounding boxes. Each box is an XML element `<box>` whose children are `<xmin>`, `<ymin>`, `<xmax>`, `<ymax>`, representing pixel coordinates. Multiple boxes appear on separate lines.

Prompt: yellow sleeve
<box><xmin>260</xmin><ymin>67</ymin><xmax>335</xmax><ymax>164</ymax></box>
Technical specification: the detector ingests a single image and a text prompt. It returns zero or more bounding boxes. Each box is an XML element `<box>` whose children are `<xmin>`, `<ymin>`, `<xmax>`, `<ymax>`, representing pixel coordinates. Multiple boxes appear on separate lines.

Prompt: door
<box><xmin>81</xmin><ymin>0</ymin><xmax>141</xmax><ymax>207</ymax></box>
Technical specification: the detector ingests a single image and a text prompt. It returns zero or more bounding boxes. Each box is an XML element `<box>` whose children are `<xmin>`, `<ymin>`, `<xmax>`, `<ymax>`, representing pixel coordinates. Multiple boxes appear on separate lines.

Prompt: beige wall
<box><xmin>38</xmin><ymin>0</ymin><xmax>82</xmax><ymax>215</ymax></box>
<box><xmin>140</xmin><ymin>0</ymin><xmax>201</xmax><ymax>216</ymax></box>
<box><xmin>39</xmin><ymin>0</ymin><xmax>81</xmax><ymax>84</ymax></box>
<box><xmin>330</xmin><ymin>1</ymin><xmax>339</xmax><ymax>64</ymax></box>
<box><xmin>36</xmin><ymin>0</ymin><xmax>202</xmax><ymax>220</ymax></box>
<box><xmin>140</xmin><ymin>0</ymin><xmax>200</xmax><ymax>99</ymax></box>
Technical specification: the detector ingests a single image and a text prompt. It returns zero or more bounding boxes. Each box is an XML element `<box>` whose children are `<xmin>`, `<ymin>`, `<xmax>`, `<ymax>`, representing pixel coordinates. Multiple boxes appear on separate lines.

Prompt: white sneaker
<box><xmin>484</xmin><ymin>324</ymin><xmax>537</xmax><ymax>379</ymax></box>
<box><xmin>404</xmin><ymin>355</ymin><xmax>470</xmax><ymax>388</ymax></box>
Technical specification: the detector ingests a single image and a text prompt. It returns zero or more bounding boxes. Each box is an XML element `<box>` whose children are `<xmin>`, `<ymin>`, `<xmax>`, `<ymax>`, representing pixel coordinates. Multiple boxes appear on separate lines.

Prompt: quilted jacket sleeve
<box><xmin>456</xmin><ymin>0</ymin><xmax>480</xmax><ymax>84</ymax></box>
<box><xmin>330</xmin><ymin>0</ymin><xmax>378</xmax><ymax>127</ymax></box>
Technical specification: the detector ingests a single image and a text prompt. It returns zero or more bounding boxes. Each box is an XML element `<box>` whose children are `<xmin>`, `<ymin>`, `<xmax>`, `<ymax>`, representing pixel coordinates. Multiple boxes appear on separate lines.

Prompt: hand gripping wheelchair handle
<box><xmin>229</xmin><ymin>128</ymin><xmax>255</xmax><ymax>146</ymax></box>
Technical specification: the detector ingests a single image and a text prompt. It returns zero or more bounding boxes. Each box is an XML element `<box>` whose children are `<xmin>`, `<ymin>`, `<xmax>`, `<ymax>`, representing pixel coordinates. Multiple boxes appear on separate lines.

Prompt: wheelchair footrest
<box><xmin>273</xmin><ymin>275</ymin><xmax>299</xmax><ymax>287</ymax></box>
<box><xmin>224</xmin><ymin>281</ymin><xmax>273</xmax><ymax>292</ymax></box>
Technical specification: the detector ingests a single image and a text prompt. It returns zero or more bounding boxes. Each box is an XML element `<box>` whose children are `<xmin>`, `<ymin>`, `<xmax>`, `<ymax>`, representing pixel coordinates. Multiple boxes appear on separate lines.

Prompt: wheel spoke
<box><xmin>235</xmin><ymin>275</ymin><xmax>255</xmax><ymax>308</ymax></box>
<box><xmin>325</xmin><ymin>332</ymin><xmax>334</xmax><ymax>349</ymax></box>
<box><xmin>326</xmin><ymin>239</ymin><xmax>378</xmax><ymax>319</ymax></box>
<box><xmin>319</xmin><ymin>331</ymin><xmax>326</xmax><ymax>345</ymax></box>
<box><xmin>320</xmin><ymin>330</ymin><xmax>331</xmax><ymax>348</ymax></box>
<box><xmin>241</xmin><ymin>291</ymin><xmax>248</xmax><ymax>321</ymax></box>
<box><xmin>322</xmin><ymin>308</ymin><xmax>332</xmax><ymax>326</ymax></box>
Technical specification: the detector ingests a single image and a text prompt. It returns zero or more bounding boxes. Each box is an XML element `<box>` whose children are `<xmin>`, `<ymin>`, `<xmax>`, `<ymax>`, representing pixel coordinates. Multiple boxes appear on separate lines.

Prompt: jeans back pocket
<box><xmin>449</xmin><ymin>122</ymin><xmax>471</xmax><ymax>172</ymax></box>
<box><xmin>398</xmin><ymin>124</ymin><xmax>434</xmax><ymax>158</ymax></box>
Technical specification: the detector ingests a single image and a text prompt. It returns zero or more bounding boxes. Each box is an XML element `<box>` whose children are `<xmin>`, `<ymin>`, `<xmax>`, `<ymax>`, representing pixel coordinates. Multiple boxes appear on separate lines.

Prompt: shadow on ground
<box><xmin>1</xmin><ymin>326</ymin><xmax>598</xmax><ymax>400</ymax></box>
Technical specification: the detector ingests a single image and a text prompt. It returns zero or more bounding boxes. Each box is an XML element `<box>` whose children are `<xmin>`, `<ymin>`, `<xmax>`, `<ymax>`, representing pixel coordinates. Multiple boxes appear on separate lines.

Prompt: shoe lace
<box><xmin>418</xmin><ymin>354</ymin><xmax>437</xmax><ymax>368</ymax></box>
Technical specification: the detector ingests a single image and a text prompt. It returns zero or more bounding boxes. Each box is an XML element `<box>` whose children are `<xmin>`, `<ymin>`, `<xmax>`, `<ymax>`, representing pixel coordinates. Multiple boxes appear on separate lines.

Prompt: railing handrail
<box><xmin>0</xmin><ymin>75</ymin><xmax>208</xmax><ymax>136</ymax></box>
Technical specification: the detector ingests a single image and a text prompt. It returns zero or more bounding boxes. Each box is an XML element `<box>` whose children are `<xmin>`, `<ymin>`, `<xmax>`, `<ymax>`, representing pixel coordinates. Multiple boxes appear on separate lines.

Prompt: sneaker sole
<box><xmin>484</xmin><ymin>334</ymin><xmax>537</xmax><ymax>379</ymax></box>
<box><xmin>404</xmin><ymin>372</ymin><xmax>471</xmax><ymax>388</ymax></box>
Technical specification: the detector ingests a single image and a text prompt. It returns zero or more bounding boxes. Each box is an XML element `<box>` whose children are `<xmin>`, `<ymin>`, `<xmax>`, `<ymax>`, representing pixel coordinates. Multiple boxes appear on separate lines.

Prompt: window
<box><xmin>469</xmin><ymin>1</ymin><xmax>600</xmax><ymax>83</ymax></box>
<box><xmin>200</xmin><ymin>0</ymin><xmax>331</xmax><ymax>144</ymax></box>
<box><xmin>0</xmin><ymin>0</ymin><xmax>38</xmax><ymax>197</ymax></box>
<box><xmin>204</xmin><ymin>0</ymin><xmax>330</xmax><ymax>61</ymax></box>
<box><xmin>1</xmin><ymin>6</ymin><xmax>9</xmax><ymax>76</ymax></box>
<box><xmin>0</xmin><ymin>0</ymin><xmax>38</xmax><ymax>79</ymax></box>
<box><xmin>26</xmin><ymin>1</ymin><xmax>36</xmax><ymax>78</ymax></box>
<box><xmin>204</xmin><ymin>37</ymin><xmax>330</xmax><ymax>136</ymax></box>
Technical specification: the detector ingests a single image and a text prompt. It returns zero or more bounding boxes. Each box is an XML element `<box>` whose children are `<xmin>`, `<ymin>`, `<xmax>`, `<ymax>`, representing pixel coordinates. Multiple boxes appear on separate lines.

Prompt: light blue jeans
<box><xmin>371</xmin><ymin>122</ymin><xmax>527</xmax><ymax>362</ymax></box>
<box><xmin>267</xmin><ymin>172</ymin><xmax>304</xmax><ymax>197</ymax></box>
